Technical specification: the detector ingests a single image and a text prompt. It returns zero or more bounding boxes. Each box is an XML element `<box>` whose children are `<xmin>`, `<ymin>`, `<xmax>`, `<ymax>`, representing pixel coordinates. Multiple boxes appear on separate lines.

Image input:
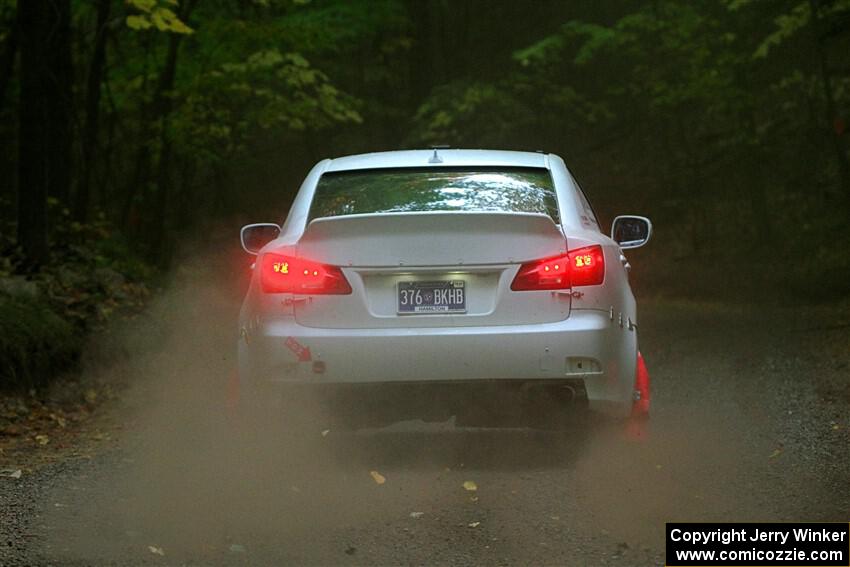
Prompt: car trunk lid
<box><xmin>292</xmin><ymin>211</ymin><xmax>571</xmax><ymax>328</ymax></box>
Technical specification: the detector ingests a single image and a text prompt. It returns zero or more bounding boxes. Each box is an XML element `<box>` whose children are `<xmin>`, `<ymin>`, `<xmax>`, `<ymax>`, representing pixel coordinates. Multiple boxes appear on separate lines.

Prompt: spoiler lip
<box><xmin>305</xmin><ymin>209</ymin><xmax>558</xmax><ymax>227</ymax></box>
<box><xmin>295</xmin><ymin>210</ymin><xmax>568</xmax><ymax>268</ymax></box>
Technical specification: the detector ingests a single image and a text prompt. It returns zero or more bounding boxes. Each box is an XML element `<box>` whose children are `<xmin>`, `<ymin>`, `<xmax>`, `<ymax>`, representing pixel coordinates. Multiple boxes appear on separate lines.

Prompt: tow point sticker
<box><xmin>284</xmin><ymin>336</ymin><xmax>312</xmax><ymax>362</ymax></box>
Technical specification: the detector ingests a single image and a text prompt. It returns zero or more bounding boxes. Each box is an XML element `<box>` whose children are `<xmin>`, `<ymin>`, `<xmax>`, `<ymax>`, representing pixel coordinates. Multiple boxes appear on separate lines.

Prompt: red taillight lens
<box><xmin>511</xmin><ymin>245</ymin><xmax>605</xmax><ymax>291</ymax></box>
<box><xmin>260</xmin><ymin>253</ymin><xmax>352</xmax><ymax>294</ymax></box>
<box><xmin>510</xmin><ymin>253</ymin><xmax>571</xmax><ymax>291</ymax></box>
<box><xmin>568</xmin><ymin>244</ymin><xmax>605</xmax><ymax>286</ymax></box>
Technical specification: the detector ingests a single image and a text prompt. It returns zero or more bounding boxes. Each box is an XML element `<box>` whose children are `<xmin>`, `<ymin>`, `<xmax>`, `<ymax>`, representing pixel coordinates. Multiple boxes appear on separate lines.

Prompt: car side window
<box><xmin>570</xmin><ymin>173</ymin><xmax>601</xmax><ymax>232</ymax></box>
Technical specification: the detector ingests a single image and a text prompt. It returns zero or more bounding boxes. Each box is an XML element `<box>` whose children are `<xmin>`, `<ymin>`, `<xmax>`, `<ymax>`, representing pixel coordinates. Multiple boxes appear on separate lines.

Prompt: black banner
<box><xmin>666</xmin><ymin>523</ymin><xmax>849</xmax><ymax>566</ymax></box>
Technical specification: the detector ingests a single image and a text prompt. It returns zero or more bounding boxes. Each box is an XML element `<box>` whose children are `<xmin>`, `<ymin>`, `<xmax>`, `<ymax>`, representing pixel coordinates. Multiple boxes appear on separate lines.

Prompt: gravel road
<box><xmin>2</xmin><ymin>292</ymin><xmax>848</xmax><ymax>566</ymax></box>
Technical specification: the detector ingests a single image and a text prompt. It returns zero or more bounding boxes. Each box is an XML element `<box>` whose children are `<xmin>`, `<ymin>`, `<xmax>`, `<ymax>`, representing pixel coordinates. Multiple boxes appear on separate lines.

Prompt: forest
<box><xmin>1</xmin><ymin>0</ymin><xmax>849</xmax><ymax>388</ymax></box>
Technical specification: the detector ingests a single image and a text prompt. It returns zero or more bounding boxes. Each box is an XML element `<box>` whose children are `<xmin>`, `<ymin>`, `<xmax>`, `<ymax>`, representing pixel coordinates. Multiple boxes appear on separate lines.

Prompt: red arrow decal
<box><xmin>284</xmin><ymin>336</ymin><xmax>312</xmax><ymax>362</ymax></box>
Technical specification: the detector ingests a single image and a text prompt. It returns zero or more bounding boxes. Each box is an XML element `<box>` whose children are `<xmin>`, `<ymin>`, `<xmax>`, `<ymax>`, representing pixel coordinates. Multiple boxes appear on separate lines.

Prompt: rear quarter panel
<box><xmin>551</xmin><ymin>155</ymin><xmax>639</xmax><ymax>411</ymax></box>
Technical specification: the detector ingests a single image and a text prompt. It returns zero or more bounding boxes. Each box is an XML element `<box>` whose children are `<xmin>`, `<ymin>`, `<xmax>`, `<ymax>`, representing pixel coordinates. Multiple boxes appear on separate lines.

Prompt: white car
<box><xmin>238</xmin><ymin>149</ymin><xmax>651</xmax><ymax>428</ymax></box>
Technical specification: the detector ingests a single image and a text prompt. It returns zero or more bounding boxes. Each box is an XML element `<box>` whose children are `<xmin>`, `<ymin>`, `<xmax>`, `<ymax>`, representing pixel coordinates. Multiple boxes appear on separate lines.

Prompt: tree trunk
<box><xmin>122</xmin><ymin>34</ymin><xmax>153</xmax><ymax>233</ymax></box>
<box><xmin>147</xmin><ymin>30</ymin><xmax>183</xmax><ymax>264</ymax></box>
<box><xmin>74</xmin><ymin>0</ymin><xmax>111</xmax><ymax>223</ymax></box>
<box><xmin>45</xmin><ymin>0</ymin><xmax>72</xmax><ymax>206</ymax></box>
<box><xmin>147</xmin><ymin>0</ymin><xmax>200</xmax><ymax>263</ymax></box>
<box><xmin>16</xmin><ymin>0</ymin><xmax>50</xmax><ymax>265</ymax></box>
<box><xmin>0</xmin><ymin>11</ymin><xmax>18</xmax><ymax>114</ymax></box>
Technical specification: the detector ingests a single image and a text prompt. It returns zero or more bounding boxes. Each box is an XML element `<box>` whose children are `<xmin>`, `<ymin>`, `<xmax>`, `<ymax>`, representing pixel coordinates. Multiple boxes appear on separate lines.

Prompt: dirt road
<box><xmin>2</xmin><ymin>283</ymin><xmax>848</xmax><ymax>565</ymax></box>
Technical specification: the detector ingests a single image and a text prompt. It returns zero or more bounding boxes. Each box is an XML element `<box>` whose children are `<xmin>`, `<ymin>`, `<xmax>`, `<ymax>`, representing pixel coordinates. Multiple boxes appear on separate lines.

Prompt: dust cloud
<box><xmin>43</xmin><ymin>245</ymin><xmax>382</xmax><ymax>562</ymax></box>
<box><xmin>40</xmin><ymin>245</ymin><xmax>769</xmax><ymax>565</ymax></box>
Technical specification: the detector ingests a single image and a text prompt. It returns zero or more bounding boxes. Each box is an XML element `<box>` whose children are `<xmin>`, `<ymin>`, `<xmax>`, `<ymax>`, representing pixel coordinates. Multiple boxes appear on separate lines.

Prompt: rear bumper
<box><xmin>238</xmin><ymin>309</ymin><xmax>635</xmax><ymax>414</ymax></box>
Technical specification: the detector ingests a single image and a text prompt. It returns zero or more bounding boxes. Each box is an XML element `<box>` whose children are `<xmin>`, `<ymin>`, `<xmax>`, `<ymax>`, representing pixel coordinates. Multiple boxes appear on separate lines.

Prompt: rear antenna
<box><xmin>429</xmin><ymin>144</ymin><xmax>449</xmax><ymax>164</ymax></box>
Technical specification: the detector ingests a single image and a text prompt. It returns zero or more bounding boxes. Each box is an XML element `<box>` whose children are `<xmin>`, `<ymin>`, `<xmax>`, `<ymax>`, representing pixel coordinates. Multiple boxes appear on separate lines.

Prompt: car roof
<box><xmin>324</xmin><ymin>149</ymin><xmax>549</xmax><ymax>172</ymax></box>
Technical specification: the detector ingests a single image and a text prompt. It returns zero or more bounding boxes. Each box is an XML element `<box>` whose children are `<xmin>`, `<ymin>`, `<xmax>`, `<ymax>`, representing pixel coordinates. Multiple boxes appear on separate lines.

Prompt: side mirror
<box><xmin>611</xmin><ymin>216</ymin><xmax>652</xmax><ymax>249</ymax></box>
<box><xmin>240</xmin><ymin>223</ymin><xmax>281</xmax><ymax>254</ymax></box>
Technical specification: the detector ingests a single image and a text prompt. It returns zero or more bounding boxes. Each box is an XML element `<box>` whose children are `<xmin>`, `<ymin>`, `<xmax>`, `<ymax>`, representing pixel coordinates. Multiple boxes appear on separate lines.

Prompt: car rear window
<box><xmin>309</xmin><ymin>167</ymin><xmax>560</xmax><ymax>223</ymax></box>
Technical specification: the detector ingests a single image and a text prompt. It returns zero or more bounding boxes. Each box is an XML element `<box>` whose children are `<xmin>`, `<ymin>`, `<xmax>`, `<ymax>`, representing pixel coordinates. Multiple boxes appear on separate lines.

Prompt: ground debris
<box><xmin>84</xmin><ymin>389</ymin><xmax>98</xmax><ymax>406</ymax></box>
<box><xmin>370</xmin><ymin>470</ymin><xmax>386</xmax><ymax>485</ymax></box>
<box><xmin>463</xmin><ymin>480</ymin><xmax>477</xmax><ymax>491</ymax></box>
<box><xmin>148</xmin><ymin>545</ymin><xmax>165</xmax><ymax>556</ymax></box>
<box><xmin>49</xmin><ymin>413</ymin><xmax>67</xmax><ymax>428</ymax></box>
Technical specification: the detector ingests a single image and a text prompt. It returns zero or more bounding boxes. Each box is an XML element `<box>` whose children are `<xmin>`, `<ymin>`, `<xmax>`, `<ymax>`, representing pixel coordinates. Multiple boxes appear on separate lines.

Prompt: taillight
<box><xmin>260</xmin><ymin>253</ymin><xmax>352</xmax><ymax>294</ymax></box>
<box><xmin>567</xmin><ymin>244</ymin><xmax>605</xmax><ymax>286</ymax></box>
<box><xmin>510</xmin><ymin>252</ymin><xmax>571</xmax><ymax>291</ymax></box>
<box><xmin>510</xmin><ymin>244</ymin><xmax>605</xmax><ymax>291</ymax></box>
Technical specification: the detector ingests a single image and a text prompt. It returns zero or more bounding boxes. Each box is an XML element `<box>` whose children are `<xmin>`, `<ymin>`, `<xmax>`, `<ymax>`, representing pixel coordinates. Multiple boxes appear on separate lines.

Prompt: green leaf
<box><xmin>754</xmin><ymin>2</ymin><xmax>809</xmax><ymax>59</ymax></box>
<box><xmin>150</xmin><ymin>7</ymin><xmax>194</xmax><ymax>34</ymax></box>
<box><xmin>513</xmin><ymin>35</ymin><xmax>564</xmax><ymax>65</ymax></box>
<box><xmin>126</xmin><ymin>15</ymin><xmax>153</xmax><ymax>30</ymax></box>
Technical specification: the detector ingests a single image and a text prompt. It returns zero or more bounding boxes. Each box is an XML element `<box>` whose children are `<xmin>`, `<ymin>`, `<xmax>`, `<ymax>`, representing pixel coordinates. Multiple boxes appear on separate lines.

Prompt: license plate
<box><xmin>397</xmin><ymin>280</ymin><xmax>466</xmax><ymax>314</ymax></box>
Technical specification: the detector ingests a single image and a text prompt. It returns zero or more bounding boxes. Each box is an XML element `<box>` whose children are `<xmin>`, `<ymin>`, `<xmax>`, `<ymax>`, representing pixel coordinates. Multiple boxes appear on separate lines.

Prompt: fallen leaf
<box><xmin>468</xmin><ymin>521</ymin><xmax>480</xmax><ymax>528</ymax></box>
<box><xmin>84</xmin><ymin>389</ymin><xmax>98</xmax><ymax>405</ymax></box>
<box><xmin>321</xmin><ymin>429</ymin><xmax>330</xmax><ymax>437</ymax></box>
<box><xmin>0</xmin><ymin>469</ymin><xmax>22</xmax><ymax>479</ymax></box>
<box><xmin>469</xmin><ymin>495</ymin><xmax>479</xmax><ymax>502</ymax></box>
<box><xmin>370</xmin><ymin>470</ymin><xmax>386</xmax><ymax>485</ymax></box>
<box><xmin>550</xmin><ymin>515</ymin><xmax>560</xmax><ymax>520</ymax></box>
<box><xmin>462</xmin><ymin>480</ymin><xmax>477</xmax><ymax>491</ymax></box>
<box><xmin>768</xmin><ymin>448</ymin><xmax>782</xmax><ymax>459</ymax></box>
<box><xmin>35</xmin><ymin>434</ymin><xmax>49</xmax><ymax>446</ymax></box>
<box><xmin>148</xmin><ymin>545</ymin><xmax>165</xmax><ymax>556</ymax></box>
<box><xmin>410</xmin><ymin>512</ymin><xmax>424</xmax><ymax>519</ymax></box>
